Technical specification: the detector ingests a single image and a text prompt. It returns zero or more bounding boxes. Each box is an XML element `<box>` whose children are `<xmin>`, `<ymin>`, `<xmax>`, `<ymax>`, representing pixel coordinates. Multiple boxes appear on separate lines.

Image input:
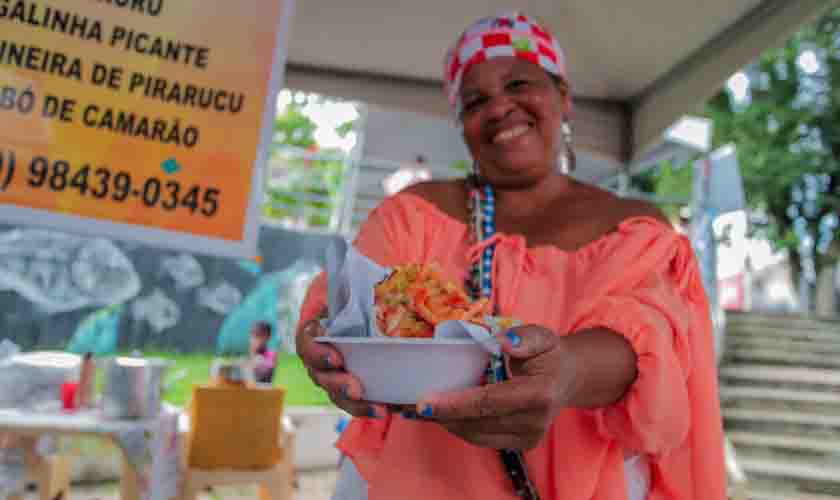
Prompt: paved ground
<box><xmin>22</xmin><ymin>468</ymin><xmax>339</xmax><ymax>500</ymax></box>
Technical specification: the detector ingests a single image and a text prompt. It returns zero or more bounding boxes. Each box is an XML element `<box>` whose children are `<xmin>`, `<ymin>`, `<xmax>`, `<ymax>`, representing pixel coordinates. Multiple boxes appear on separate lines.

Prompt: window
<box><xmin>262</xmin><ymin>90</ymin><xmax>364</xmax><ymax>232</ymax></box>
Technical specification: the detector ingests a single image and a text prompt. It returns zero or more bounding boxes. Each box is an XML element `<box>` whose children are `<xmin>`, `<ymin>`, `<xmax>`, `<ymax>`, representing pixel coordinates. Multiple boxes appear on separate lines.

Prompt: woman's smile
<box><xmin>491</xmin><ymin>122</ymin><xmax>534</xmax><ymax>145</ymax></box>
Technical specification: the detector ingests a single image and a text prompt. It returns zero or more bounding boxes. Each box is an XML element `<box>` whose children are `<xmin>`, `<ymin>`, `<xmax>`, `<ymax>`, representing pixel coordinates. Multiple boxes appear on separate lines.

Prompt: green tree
<box><xmin>706</xmin><ymin>9</ymin><xmax>840</xmax><ymax>293</ymax></box>
<box><xmin>273</xmin><ymin>104</ymin><xmax>318</xmax><ymax>149</ymax></box>
<box><xmin>633</xmin><ymin>160</ymin><xmax>694</xmax><ymax>219</ymax></box>
<box><xmin>640</xmin><ymin>8</ymin><xmax>840</xmax><ymax>308</ymax></box>
<box><xmin>707</xmin><ymin>9</ymin><xmax>839</xmax><ymax>257</ymax></box>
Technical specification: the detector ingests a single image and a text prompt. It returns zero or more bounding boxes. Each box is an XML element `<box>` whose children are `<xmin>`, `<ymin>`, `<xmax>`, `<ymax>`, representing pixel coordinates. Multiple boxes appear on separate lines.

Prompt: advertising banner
<box><xmin>0</xmin><ymin>0</ymin><xmax>293</xmax><ymax>257</ymax></box>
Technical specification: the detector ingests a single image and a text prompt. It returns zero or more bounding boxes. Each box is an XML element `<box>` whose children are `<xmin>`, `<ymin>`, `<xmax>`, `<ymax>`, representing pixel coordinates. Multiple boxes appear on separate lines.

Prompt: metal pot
<box><xmin>102</xmin><ymin>356</ymin><xmax>174</xmax><ymax>419</ymax></box>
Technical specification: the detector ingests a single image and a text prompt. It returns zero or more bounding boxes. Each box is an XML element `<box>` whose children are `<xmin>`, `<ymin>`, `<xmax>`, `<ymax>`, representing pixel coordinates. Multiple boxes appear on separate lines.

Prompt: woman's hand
<box><xmin>296</xmin><ymin>312</ymin><xmax>382</xmax><ymax>418</ymax></box>
<box><xmin>414</xmin><ymin>325</ymin><xmax>637</xmax><ymax>450</ymax></box>
<box><xmin>414</xmin><ymin>325</ymin><xmax>577</xmax><ymax>450</ymax></box>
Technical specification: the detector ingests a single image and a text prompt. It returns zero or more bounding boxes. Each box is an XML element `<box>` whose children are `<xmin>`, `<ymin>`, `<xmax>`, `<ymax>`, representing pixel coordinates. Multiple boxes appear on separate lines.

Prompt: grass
<box><xmin>133</xmin><ymin>352</ymin><xmax>333</xmax><ymax>408</ymax></box>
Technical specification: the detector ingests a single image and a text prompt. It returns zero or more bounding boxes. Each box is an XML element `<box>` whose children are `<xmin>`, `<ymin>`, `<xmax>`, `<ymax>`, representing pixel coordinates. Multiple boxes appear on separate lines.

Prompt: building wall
<box><xmin>0</xmin><ymin>224</ymin><xmax>333</xmax><ymax>354</ymax></box>
<box><xmin>363</xmin><ymin>105</ymin><xmax>470</xmax><ymax>167</ymax></box>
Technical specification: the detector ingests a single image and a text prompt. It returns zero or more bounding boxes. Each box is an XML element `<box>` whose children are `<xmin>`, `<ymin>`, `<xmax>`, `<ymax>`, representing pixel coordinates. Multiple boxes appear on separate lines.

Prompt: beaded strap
<box><xmin>466</xmin><ymin>176</ymin><xmax>540</xmax><ymax>500</ymax></box>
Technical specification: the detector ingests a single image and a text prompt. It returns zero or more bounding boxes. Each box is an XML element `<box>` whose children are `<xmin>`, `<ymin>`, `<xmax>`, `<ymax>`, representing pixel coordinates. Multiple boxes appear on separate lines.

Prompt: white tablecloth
<box><xmin>0</xmin><ymin>406</ymin><xmax>181</xmax><ymax>500</ymax></box>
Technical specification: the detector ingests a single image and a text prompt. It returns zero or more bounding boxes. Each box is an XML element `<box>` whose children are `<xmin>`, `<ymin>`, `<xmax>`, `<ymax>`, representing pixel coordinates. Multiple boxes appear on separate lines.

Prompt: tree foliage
<box><xmin>642</xmin><ymin>8</ymin><xmax>840</xmax><ymax>279</ymax></box>
<box><xmin>707</xmin><ymin>8</ymin><xmax>840</xmax><ymax>269</ymax></box>
<box><xmin>263</xmin><ymin>96</ymin><xmax>358</xmax><ymax>228</ymax></box>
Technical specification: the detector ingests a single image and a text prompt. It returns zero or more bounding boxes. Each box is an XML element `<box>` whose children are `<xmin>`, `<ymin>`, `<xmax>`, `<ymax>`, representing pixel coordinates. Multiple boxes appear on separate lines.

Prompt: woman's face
<box><xmin>459</xmin><ymin>57</ymin><xmax>568</xmax><ymax>188</ymax></box>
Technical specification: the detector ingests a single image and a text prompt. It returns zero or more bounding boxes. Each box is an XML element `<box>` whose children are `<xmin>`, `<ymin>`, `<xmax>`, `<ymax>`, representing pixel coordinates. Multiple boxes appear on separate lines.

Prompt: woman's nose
<box><xmin>484</xmin><ymin>94</ymin><xmax>516</xmax><ymax>122</ymax></box>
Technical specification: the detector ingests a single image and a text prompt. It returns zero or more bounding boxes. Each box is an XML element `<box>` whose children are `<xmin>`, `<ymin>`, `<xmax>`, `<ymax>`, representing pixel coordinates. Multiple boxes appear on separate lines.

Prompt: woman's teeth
<box><xmin>493</xmin><ymin>124</ymin><xmax>530</xmax><ymax>144</ymax></box>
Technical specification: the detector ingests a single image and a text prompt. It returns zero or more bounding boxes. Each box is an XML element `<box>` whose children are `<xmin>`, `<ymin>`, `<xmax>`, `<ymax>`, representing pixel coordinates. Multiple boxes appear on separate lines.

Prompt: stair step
<box><xmin>727</xmin><ymin>312</ymin><xmax>840</xmax><ymax>331</ymax></box>
<box><xmin>739</xmin><ymin>455</ymin><xmax>840</xmax><ymax>484</ymax></box>
<box><xmin>749</xmin><ymin>488</ymin><xmax>840</xmax><ymax>500</ymax></box>
<box><xmin>726</xmin><ymin>349</ymin><xmax>840</xmax><ymax>369</ymax></box>
<box><xmin>719</xmin><ymin>365</ymin><xmax>840</xmax><ymax>387</ymax></box>
<box><xmin>728</xmin><ymin>319</ymin><xmax>840</xmax><ymax>333</ymax></box>
<box><xmin>727</xmin><ymin>338</ymin><xmax>840</xmax><ymax>354</ymax></box>
<box><xmin>720</xmin><ymin>386</ymin><xmax>840</xmax><ymax>405</ymax></box>
<box><xmin>723</xmin><ymin>408</ymin><xmax>840</xmax><ymax>428</ymax></box>
<box><xmin>728</xmin><ymin>431</ymin><xmax>840</xmax><ymax>454</ymax></box>
<box><xmin>727</xmin><ymin>326</ymin><xmax>840</xmax><ymax>342</ymax></box>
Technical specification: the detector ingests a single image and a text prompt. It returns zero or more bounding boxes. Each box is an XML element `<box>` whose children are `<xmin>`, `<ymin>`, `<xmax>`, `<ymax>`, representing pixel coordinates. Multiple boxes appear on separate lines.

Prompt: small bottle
<box><xmin>77</xmin><ymin>352</ymin><xmax>95</xmax><ymax>408</ymax></box>
<box><xmin>61</xmin><ymin>373</ymin><xmax>79</xmax><ymax>411</ymax></box>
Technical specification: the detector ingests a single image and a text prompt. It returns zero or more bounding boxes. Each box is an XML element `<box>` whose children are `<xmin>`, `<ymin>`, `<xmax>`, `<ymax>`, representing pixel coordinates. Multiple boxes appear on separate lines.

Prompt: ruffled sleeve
<box><xmin>295</xmin><ymin>192</ymin><xmax>446</xmax><ymax>487</ymax></box>
<box><xmin>571</xmin><ymin>217</ymin><xmax>712</xmax><ymax>457</ymax></box>
<box><xmin>297</xmin><ymin>193</ymin><xmax>426</xmax><ymax>330</ymax></box>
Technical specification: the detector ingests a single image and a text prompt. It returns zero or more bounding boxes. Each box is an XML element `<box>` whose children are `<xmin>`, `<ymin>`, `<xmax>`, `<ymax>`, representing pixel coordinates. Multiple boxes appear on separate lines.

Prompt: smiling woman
<box><xmin>458</xmin><ymin>58</ymin><xmax>568</xmax><ymax>190</ymax></box>
<box><xmin>296</xmin><ymin>10</ymin><xmax>727</xmax><ymax>500</ymax></box>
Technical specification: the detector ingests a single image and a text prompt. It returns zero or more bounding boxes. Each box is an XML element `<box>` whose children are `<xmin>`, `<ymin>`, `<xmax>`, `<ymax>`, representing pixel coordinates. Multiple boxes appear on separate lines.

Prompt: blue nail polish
<box><xmin>323</xmin><ymin>355</ymin><xmax>333</xmax><ymax>369</ymax></box>
<box><xmin>341</xmin><ymin>386</ymin><xmax>351</xmax><ymax>400</ymax></box>
<box><xmin>367</xmin><ymin>407</ymin><xmax>379</xmax><ymax>419</ymax></box>
<box><xmin>506</xmin><ymin>330</ymin><xmax>522</xmax><ymax>347</ymax></box>
<box><xmin>420</xmin><ymin>405</ymin><xmax>434</xmax><ymax>418</ymax></box>
<box><xmin>401</xmin><ymin>410</ymin><xmax>418</xmax><ymax>420</ymax></box>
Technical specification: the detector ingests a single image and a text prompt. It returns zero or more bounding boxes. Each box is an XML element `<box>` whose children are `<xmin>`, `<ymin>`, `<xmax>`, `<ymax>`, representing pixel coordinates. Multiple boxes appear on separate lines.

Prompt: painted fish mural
<box><xmin>0</xmin><ymin>229</ymin><xmax>141</xmax><ymax>314</ymax></box>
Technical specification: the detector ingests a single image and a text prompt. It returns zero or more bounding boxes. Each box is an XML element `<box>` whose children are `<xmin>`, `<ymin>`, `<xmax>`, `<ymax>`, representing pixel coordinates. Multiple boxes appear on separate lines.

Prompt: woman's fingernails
<box><xmin>366</xmin><ymin>407</ymin><xmax>380</xmax><ymax>419</ymax></box>
<box><xmin>506</xmin><ymin>331</ymin><xmax>522</xmax><ymax>347</ymax></box>
<box><xmin>323</xmin><ymin>355</ymin><xmax>333</xmax><ymax>369</ymax></box>
<box><xmin>341</xmin><ymin>385</ymin><xmax>352</xmax><ymax>400</ymax></box>
<box><xmin>401</xmin><ymin>410</ymin><xmax>418</xmax><ymax>420</ymax></box>
<box><xmin>420</xmin><ymin>404</ymin><xmax>434</xmax><ymax>418</ymax></box>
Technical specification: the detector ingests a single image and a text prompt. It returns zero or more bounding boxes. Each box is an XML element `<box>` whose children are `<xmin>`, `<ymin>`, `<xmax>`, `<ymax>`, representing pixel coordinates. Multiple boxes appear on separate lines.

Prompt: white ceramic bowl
<box><xmin>315</xmin><ymin>337</ymin><xmax>491</xmax><ymax>404</ymax></box>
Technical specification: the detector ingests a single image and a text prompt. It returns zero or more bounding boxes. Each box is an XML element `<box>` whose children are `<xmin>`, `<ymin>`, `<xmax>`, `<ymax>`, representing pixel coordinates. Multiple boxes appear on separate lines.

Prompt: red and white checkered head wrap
<box><xmin>444</xmin><ymin>11</ymin><xmax>570</xmax><ymax>114</ymax></box>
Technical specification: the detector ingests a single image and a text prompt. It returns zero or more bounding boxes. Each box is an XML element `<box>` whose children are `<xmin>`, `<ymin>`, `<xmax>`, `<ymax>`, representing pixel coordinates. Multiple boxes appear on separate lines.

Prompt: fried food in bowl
<box><xmin>374</xmin><ymin>263</ymin><xmax>490</xmax><ymax>338</ymax></box>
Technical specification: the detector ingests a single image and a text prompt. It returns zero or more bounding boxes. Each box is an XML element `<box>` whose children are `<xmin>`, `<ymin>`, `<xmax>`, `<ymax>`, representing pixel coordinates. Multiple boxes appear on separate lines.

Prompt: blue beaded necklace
<box><xmin>467</xmin><ymin>175</ymin><xmax>540</xmax><ymax>500</ymax></box>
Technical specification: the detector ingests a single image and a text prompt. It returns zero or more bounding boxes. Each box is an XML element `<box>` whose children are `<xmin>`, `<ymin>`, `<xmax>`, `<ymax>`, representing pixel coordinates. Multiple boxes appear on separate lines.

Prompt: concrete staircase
<box><xmin>721</xmin><ymin>311</ymin><xmax>840</xmax><ymax>500</ymax></box>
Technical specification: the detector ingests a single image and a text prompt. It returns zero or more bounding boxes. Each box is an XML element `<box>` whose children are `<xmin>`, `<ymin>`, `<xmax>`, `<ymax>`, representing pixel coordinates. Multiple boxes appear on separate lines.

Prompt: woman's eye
<box><xmin>507</xmin><ymin>80</ymin><xmax>529</xmax><ymax>90</ymax></box>
<box><xmin>462</xmin><ymin>97</ymin><xmax>486</xmax><ymax>112</ymax></box>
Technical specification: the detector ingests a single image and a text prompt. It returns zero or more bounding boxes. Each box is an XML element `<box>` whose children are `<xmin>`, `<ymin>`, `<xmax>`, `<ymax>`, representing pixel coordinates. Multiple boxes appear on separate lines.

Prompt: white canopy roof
<box><xmin>284</xmin><ymin>0</ymin><xmax>836</xmax><ymax>185</ymax></box>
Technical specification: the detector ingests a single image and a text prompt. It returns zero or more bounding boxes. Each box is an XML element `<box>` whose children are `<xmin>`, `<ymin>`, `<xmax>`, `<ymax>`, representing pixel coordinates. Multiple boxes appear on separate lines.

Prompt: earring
<box><xmin>559</xmin><ymin>120</ymin><xmax>576</xmax><ymax>175</ymax></box>
<box><xmin>470</xmin><ymin>161</ymin><xmax>481</xmax><ymax>185</ymax></box>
